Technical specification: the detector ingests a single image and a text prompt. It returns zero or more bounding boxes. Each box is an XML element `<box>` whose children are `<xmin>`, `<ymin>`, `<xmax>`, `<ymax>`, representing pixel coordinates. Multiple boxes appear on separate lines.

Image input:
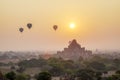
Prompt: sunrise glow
<box><xmin>69</xmin><ymin>23</ymin><xmax>75</xmax><ymax>29</ymax></box>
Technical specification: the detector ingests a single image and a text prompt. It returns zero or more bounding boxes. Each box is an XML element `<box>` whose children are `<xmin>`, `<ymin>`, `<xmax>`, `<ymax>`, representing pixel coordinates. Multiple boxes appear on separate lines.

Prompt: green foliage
<box><xmin>18</xmin><ymin>58</ymin><xmax>47</xmax><ymax>68</ymax></box>
<box><xmin>48</xmin><ymin>64</ymin><xmax>64</xmax><ymax>76</ymax></box>
<box><xmin>15</xmin><ymin>55</ymin><xmax>120</xmax><ymax>79</ymax></box>
<box><xmin>87</xmin><ymin>61</ymin><xmax>106</xmax><ymax>71</ymax></box>
<box><xmin>105</xmin><ymin>70</ymin><xmax>120</xmax><ymax>80</ymax></box>
<box><xmin>36</xmin><ymin>72</ymin><xmax>51</xmax><ymax>80</ymax></box>
<box><xmin>1</xmin><ymin>55</ymin><xmax>120</xmax><ymax>80</ymax></box>
<box><xmin>16</xmin><ymin>74</ymin><xmax>30</xmax><ymax>80</ymax></box>
<box><xmin>113</xmin><ymin>59</ymin><xmax>120</xmax><ymax>69</ymax></box>
<box><xmin>76</xmin><ymin>69</ymin><xmax>95</xmax><ymax>80</ymax></box>
<box><xmin>5</xmin><ymin>71</ymin><xmax>16</xmax><ymax>80</ymax></box>
<box><xmin>16</xmin><ymin>55</ymin><xmax>120</xmax><ymax>74</ymax></box>
<box><xmin>47</xmin><ymin>57</ymin><xmax>77</xmax><ymax>76</ymax></box>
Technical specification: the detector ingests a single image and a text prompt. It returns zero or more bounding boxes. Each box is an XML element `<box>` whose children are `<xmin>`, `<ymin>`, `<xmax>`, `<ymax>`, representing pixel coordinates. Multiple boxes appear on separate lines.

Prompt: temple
<box><xmin>55</xmin><ymin>39</ymin><xmax>92</xmax><ymax>61</ymax></box>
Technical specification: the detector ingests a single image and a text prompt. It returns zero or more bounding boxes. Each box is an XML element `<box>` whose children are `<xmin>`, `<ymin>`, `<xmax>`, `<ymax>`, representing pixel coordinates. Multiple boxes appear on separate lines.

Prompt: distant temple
<box><xmin>55</xmin><ymin>39</ymin><xmax>92</xmax><ymax>61</ymax></box>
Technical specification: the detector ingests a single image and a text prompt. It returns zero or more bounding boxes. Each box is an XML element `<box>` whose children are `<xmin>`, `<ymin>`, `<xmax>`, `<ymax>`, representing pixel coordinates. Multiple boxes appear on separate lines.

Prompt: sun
<box><xmin>69</xmin><ymin>23</ymin><xmax>75</xmax><ymax>29</ymax></box>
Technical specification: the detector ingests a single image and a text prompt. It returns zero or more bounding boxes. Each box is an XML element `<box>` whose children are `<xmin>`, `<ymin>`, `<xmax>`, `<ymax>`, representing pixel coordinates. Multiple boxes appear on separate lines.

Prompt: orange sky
<box><xmin>0</xmin><ymin>0</ymin><xmax>120</xmax><ymax>51</ymax></box>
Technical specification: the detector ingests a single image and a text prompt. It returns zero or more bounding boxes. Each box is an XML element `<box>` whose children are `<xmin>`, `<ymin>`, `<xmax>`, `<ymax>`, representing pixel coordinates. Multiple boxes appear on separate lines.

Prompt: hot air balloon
<box><xmin>27</xmin><ymin>23</ymin><xmax>32</xmax><ymax>29</ymax></box>
<box><xmin>53</xmin><ymin>25</ymin><xmax>58</xmax><ymax>31</ymax></box>
<box><xmin>19</xmin><ymin>28</ymin><xmax>24</xmax><ymax>33</ymax></box>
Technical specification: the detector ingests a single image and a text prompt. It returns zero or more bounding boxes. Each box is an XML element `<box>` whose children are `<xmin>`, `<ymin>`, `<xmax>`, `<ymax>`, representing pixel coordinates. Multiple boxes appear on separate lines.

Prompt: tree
<box><xmin>47</xmin><ymin>57</ymin><xmax>65</xmax><ymax>76</ymax></box>
<box><xmin>36</xmin><ymin>72</ymin><xmax>51</xmax><ymax>80</ymax></box>
<box><xmin>76</xmin><ymin>69</ymin><xmax>95</xmax><ymax>80</ymax></box>
<box><xmin>48</xmin><ymin>65</ymin><xmax>64</xmax><ymax>76</ymax></box>
<box><xmin>16</xmin><ymin>74</ymin><xmax>30</xmax><ymax>80</ymax></box>
<box><xmin>18</xmin><ymin>58</ymin><xmax>47</xmax><ymax>68</ymax></box>
<box><xmin>0</xmin><ymin>71</ymin><xmax>5</xmax><ymax>80</ymax></box>
<box><xmin>5</xmin><ymin>71</ymin><xmax>16</xmax><ymax>80</ymax></box>
<box><xmin>105</xmin><ymin>70</ymin><xmax>120</xmax><ymax>80</ymax></box>
<box><xmin>87</xmin><ymin>61</ymin><xmax>106</xmax><ymax>71</ymax></box>
<box><xmin>95</xmin><ymin>72</ymin><xmax>102</xmax><ymax>80</ymax></box>
<box><xmin>113</xmin><ymin>59</ymin><xmax>120</xmax><ymax>70</ymax></box>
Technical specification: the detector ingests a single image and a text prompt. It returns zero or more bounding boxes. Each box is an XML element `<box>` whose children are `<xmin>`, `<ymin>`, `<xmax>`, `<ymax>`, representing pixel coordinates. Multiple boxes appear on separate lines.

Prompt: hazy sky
<box><xmin>0</xmin><ymin>0</ymin><xmax>120</xmax><ymax>51</ymax></box>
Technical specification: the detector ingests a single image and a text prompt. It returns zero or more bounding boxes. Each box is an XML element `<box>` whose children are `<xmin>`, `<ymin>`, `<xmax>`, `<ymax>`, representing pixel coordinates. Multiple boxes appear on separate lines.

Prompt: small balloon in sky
<box><xmin>53</xmin><ymin>25</ymin><xmax>58</xmax><ymax>31</ymax></box>
<box><xmin>19</xmin><ymin>27</ymin><xmax>24</xmax><ymax>33</ymax></box>
<box><xmin>27</xmin><ymin>23</ymin><xmax>32</xmax><ymax>29</ymax></box>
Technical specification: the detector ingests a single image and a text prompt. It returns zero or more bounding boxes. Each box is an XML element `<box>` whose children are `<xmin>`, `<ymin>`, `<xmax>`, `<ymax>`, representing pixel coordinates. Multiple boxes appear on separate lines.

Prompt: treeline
<box><xmin>17</xmin><ymin>56</ymin><xmax>120</xmax><ymax>73</ymax></box>
<box><xmin>1</xmin><ymin>55</ymin><xmax>120</xmax><ymax>80</ymax></box>
<box><xmin>0</xmin><ymin>71</ymin><xmax>52</xmax><ymax>80</ymax></box>
<box><xmin>0</xmin><ymin>68</ymin><xmax>120</xmax><ymax>80</ymax></box>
